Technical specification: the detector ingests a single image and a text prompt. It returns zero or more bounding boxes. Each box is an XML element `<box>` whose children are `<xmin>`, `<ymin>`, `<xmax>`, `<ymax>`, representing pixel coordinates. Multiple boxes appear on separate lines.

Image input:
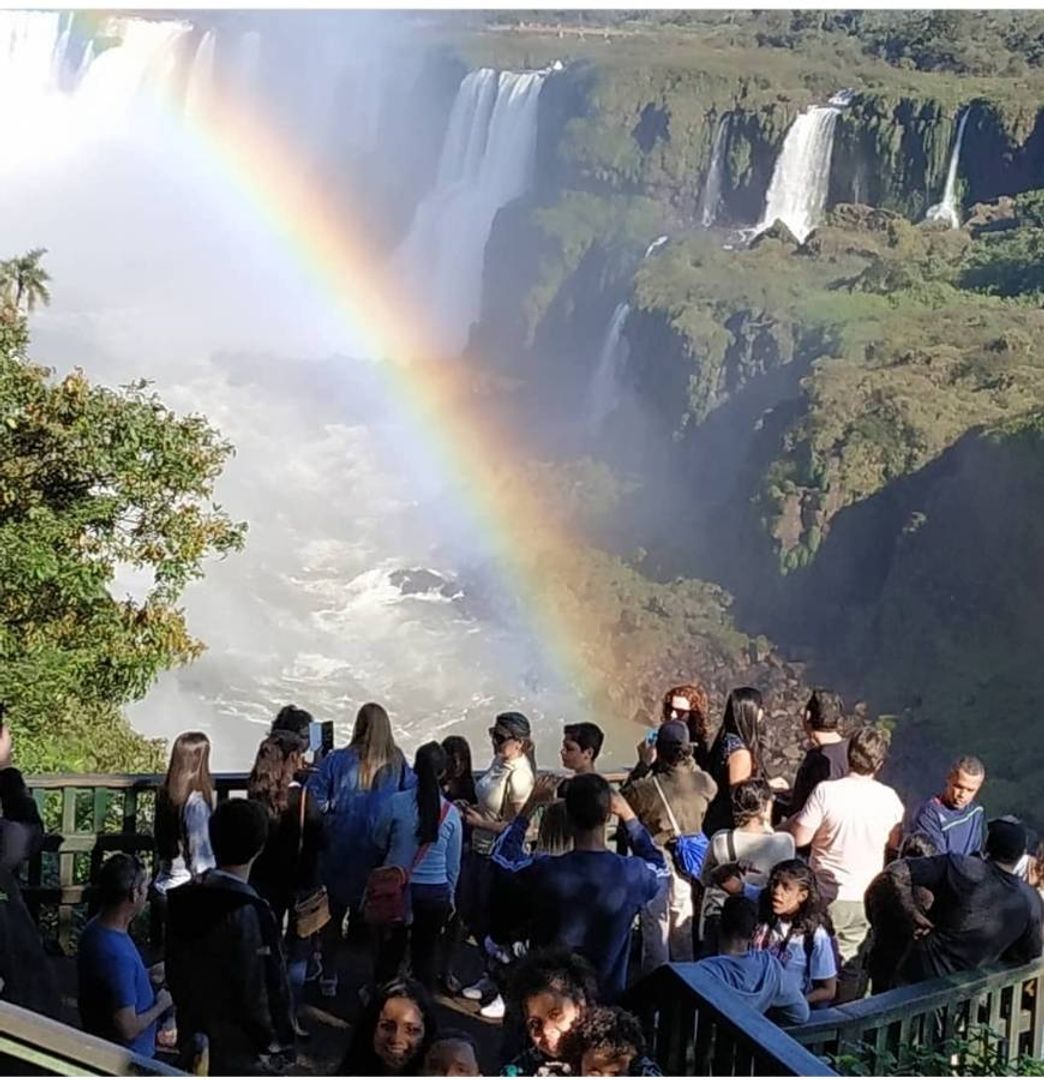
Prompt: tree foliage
<box><xmin>0</xmin><ymin>256</ymin><xmax>246</xmax><ymax>773</ymax></box>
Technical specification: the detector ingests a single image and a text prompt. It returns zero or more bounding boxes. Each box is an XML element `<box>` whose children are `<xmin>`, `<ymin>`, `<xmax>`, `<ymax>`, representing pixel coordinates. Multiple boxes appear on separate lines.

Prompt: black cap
<box><xmin>657</xmin><ymin>720</ymin><xmax>690</xmax><ymax>753</ymax></box>
<box><xmin>986</xmin><ymin>816</ymin><xmax>1028</xmax><ymax>864</ymax></box>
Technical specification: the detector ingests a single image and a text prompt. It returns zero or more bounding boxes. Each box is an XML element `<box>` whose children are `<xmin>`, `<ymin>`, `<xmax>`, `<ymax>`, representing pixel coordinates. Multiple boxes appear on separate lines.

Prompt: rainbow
<box><xmin>164</xmin><ymin>53</ymin><xmax>616</xmax><ymax>718</ymax></box>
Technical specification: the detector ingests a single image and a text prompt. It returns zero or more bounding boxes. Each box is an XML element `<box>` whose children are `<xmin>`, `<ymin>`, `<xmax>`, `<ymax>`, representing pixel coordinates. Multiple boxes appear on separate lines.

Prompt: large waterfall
<box><xmin>395</xmin><ymin>67</ymin><xmax>547</xmax><ymax>354</ymax></box>
<box><xmin>0</xmin><ymin>13</ymin><xmax>578</xmax><ymax>766</ymax></box>
<box><xmin>925</xmin><ymin>109</ymin><xmax>970</xmax><ymax>229</ymax></box>
<box><xmin>755</xmin><ymin>94</ymin><xmax>849</xmax><ymax>244</ymax></box>
<box><xmin>700</xmin><ymin>117</ymin><xmax>728</xmax><ymax>227</ymax></box>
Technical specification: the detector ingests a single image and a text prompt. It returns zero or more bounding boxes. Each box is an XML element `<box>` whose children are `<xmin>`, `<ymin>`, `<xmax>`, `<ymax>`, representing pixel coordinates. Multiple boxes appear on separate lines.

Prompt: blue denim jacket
<box><xmin>308</xmin><ymin>747</ymin><xmax>416</xmax><ymax>906</ymax></box>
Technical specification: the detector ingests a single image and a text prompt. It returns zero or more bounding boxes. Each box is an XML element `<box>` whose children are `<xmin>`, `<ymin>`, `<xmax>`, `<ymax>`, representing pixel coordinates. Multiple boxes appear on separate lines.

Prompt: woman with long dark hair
<box><xmin>439</xmin><ymin>734</ymin><xmax>476</xmax><ymax>995</ymax></box>
<box><xmin>440</xmin><ymin>736</ymin><xmax>477</xmax><ymax>806</ymax></box>
<box><xmin>247</xmin><ymin>730</ymin><xmax>325</xmax><ymax>1032</ymax></box>
<box><xmin>153</xmin><ymin>732</ymin><xmax>215</xmax><ymax>896</ymax></box>
<box><xmin>308</xmin><ymin>703</ymin><xmax>414</xmax><ymax>996</ymax></box>
<box><xmin>703</xmin><ymin>687</ymin><xmax>765</xmax><ymax>836</ymax></box>
<box><xmin>340</xmin><ymin>977</ymin><xmax>438</xmax><ymax>1077</ymax></box>
<box><xmin>371</xmin><ymin>742</ymin><xmax>462</xmax><ymax>989</ymax></box>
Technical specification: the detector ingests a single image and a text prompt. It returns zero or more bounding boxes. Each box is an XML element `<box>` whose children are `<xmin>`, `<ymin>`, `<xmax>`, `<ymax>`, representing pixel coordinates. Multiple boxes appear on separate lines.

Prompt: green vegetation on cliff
<box><xmin>0</xmin><ymin>259</ymin><xmax>246</xmax><ymax>773</ymax></box>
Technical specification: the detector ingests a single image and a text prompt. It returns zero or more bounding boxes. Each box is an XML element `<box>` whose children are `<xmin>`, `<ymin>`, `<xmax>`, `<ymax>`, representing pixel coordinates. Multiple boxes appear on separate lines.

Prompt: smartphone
<box><xmin>308</xmin><ymin>721</ymin><xmax>334</xmax><ymax>757</ymax></box>
<box><xmin>644</xmin><ymin>727</ymin><xmax>658</xmax><ymax>746</ymax></box>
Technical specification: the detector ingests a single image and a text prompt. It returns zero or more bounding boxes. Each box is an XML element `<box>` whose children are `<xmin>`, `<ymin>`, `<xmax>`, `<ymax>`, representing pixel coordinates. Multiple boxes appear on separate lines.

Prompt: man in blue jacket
<box><xmin>494</xmin><ymin>772</ymin><xmax>668</xmax><ymax>1002</ymax></box>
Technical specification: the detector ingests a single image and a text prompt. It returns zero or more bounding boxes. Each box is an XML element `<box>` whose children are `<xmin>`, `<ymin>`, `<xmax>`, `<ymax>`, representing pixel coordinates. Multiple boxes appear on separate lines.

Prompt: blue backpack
<box><xmin>652</xmin><ymin>775</ymin><xmax>710</xmax><ymax>880</ymax></box>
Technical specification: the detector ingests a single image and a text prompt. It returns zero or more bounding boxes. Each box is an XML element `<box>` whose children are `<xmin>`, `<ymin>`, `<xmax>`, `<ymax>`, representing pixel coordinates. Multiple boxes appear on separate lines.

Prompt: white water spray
<box><xmin>925</xmin><ymin>109</ymin><xmax>970</xmax><ymax>230</ymax></box>
<box><xmin>587</xmin><ymin>302</ymin><xmax>631</xmax><ymax>431</ymax></box>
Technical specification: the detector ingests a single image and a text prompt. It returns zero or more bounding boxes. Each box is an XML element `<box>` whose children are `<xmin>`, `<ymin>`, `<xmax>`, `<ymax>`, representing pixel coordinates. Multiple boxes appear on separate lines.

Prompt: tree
<box><xmin>1</xmin><ymin>249</ymin><xmax>51</xmax><ymax>317</ymax></box>
<box><xmin>0</xmin><ymin>253</ymin><xmax>246</xmax><ymax>773</ymax></box>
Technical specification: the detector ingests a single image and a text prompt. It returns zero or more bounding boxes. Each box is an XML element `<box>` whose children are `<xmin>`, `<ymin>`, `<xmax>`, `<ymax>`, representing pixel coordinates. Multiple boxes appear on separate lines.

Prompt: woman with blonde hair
<box><xmin>153</xmin><ymin>731</ymin><xmax>215</xmax><ymax>896</ymax></box>
<box><xmin>309</xmin><ymin>702</ymin><xmax>414</xmax><ymax>996</ymax></box>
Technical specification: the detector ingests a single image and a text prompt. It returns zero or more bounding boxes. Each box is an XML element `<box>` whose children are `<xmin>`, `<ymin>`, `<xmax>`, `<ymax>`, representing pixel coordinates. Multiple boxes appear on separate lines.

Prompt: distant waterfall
<box><xmin>700</xmin><ymin>117</ymin><xmax>728</xmax><ymax>227</ymax></box>
<box><xmin>587</xmin><ymin>302</ymin><xmax>631</xmax><ymax>431</ymax></box>
<box><xmin>925</xmin><ymin>109</ymin><xmax>970</xmax><ymax>229</ymax></box>
<box><xmin>755</xmin><ymin>92</ymin><xmax>851</xmax><ymax>244</ymax></box>
<box><xmin>395</xmin><ymin>67</ymin><xmax>547</xmax><ymax>354</ymax></box>
<box><xmin>586</xmin><ymin>236</ymin><xmax>668</xmax><ymax>430</ymax></box>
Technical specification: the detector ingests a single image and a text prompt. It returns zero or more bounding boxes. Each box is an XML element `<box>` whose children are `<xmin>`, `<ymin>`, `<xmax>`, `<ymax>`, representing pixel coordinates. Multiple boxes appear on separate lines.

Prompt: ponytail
<box><xmin>414</xmin><ymin>741</ymin><xmax>447</xmax><ymax>844</ymax></box>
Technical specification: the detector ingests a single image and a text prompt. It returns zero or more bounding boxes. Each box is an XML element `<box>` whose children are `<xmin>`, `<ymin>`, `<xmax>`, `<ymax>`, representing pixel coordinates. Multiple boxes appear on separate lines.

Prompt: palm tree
<box><xmin>2</xmin><ymin>249</ymin><xmax>51</xmax><ymax>315</ymax></box>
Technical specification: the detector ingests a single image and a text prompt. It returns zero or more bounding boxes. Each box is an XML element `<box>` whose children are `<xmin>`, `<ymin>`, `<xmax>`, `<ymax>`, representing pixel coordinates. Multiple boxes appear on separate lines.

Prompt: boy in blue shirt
<box><xmin>78</xmin><ymin>854</ymin><xmax>171</xmax><ymax>1057</ymax></box>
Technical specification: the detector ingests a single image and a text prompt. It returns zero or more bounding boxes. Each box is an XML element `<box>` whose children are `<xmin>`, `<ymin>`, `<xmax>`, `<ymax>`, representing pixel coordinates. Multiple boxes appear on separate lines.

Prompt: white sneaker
<box><xmin>479</xmin><ymin>994</ymin><xmax>506</xmax><ymax>1020</ymax></box>
<box><xmin>461</xmin><ymin>976</ymin><xmax>493</xmax><ymax>1001</ymax></box>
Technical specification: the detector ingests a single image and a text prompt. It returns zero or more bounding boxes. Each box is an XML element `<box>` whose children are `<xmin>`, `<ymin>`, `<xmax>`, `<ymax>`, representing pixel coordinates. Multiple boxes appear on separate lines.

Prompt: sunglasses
<box><xmin>668</xmin><ymin>707</ymin><xmax>692</xmax><ymax>719</ymax></box>
<box><xmin>489</xmin><ymin>728</ymin><xmax>515</xmax><ymax>744</ymax></box>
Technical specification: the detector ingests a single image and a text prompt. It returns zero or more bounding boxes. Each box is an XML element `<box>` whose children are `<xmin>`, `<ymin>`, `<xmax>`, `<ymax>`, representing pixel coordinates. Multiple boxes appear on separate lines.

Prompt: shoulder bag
<box><xmin>293</xmin><ymin>787</ymin><xmax>331</xmax><ymax>938</ymax></box>
<box><xmin>363</xmin><ymin>800</ymin><xmax>451</xmax><ymax>928</ymax></box>
<box><xmin>652</xmin><ymin>774</ymin><xmax>710</xmax><ymax>882</ymax></box>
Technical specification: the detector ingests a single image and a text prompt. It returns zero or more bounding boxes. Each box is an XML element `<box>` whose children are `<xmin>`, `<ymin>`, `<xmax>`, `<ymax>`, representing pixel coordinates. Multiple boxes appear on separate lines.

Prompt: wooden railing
<box><xmin>23</xmin><ymin>772</ymin><xmax>250</xmax><ymax>953</ymax></box>
<box><xmin>624</xmin><ymin>963</ymin><xmax>837</xmax><ymax>1076</ymax></box>
<box><xmin>0</xmin><ymin>1000</ymin><xmax>184</xmax><ymax>1076</ymax></box>
<box><xmin>788</xmin><ymin>959</ymin><xmax>1044</xmax><ymax>1074</ymax></box>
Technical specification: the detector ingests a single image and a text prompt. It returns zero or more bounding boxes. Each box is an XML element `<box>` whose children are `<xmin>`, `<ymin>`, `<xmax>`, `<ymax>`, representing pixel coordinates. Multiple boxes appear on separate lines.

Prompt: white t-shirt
<box><xmin>791</xmin><ymin>774</ymin><xmax>904</xmax><ymax>902</ymax></box>
<box><xmin>701</xmin><ymin>827</ymin><xmax>796</xmax><ymax>919</ymax></box>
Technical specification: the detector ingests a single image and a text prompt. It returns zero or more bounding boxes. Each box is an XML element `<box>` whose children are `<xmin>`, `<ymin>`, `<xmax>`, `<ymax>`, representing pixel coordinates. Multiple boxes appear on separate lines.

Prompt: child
<box><xmin>571</xmin><ymin>1006</ymin><xmax>661</xmax><ymax>1076</ymax></box>
<box><xmin>750</xmin><ymin>859</ymin><xmax>838</xmax><ymax>1007</ymax></box>
<box><xmin>422</xmin><ymin>1030</ymin><xmax>481</xmax><ymax>1076</ymax></box>
<box><xmin>502</xmin><ymin>948</ymin><xmax>599</xmax><ymax>1076</ymax></box>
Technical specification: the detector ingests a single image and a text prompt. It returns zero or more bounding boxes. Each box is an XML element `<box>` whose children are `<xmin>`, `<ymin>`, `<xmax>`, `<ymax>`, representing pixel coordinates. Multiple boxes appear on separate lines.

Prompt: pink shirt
<box><xmin>791</xmin><ymin>774</ymin><xmax>904</xmax><ymax>902</ymax></box>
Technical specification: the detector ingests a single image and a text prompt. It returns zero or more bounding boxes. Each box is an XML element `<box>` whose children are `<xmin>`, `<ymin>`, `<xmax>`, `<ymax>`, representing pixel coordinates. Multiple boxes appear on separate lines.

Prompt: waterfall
<box><xmin>185</xmin><ymin>30</ymin><xmax>216</xmax><ymax>119</ymax></box>
<box><xmin>925</xmin><ymin>109</ymin><xmax>970</xmax><ymax>229</ymax></box>
<box><xmin>755</xmin><ymin>93</ymin><xmax>850</xmax><ymax>244</ymax></box>
<box><xmin>587</xmin><ymin>302</ymin><xmax>631</xmax><ymax>431</ymax></box>
<box><xmin>395</xmin><ymin>67</ymin><xmax>548</xmax><ymax>354</ymax></box>
<box><xmin>586</xmin><ymin>234</ymin><xmax>667</xmax><ymax>431</ymax></box>
<box><xmin>700</xmin><ymin>117</ymin><xmax>728</xmax><ymax>227</ymax></box>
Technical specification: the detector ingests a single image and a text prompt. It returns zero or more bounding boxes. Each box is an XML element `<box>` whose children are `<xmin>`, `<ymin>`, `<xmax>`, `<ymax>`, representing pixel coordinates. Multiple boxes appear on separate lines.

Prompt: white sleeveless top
<box><xmin>472</xmin><ymin>755</ymin><xmax>534</xmax><ymax>856</ymax></box>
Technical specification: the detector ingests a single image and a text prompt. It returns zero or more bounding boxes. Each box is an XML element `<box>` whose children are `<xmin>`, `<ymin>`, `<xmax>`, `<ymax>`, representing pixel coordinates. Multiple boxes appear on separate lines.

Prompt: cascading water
<box><xmin>586</xmin><ymin>236</ymin><xmax>668</xmax><ymax>431</ymax></box>
<box><xmin>0</xmin><ymin>13</ymin><xmax>579</xmax><ymax>766</ymax></box>
<box><xmin>587</xmin><ymin>302</ymin><xmax>631</xmax><ymax>431</ymax></box>
<box><xmin>395</xmin><ymin>67</ymin><xmax>548</xmax><ymax>354</ymax></box>
<box><xmin>754</xmin><ymin>91</ymin><xmax>851</xmax><ymax>244</ymax></box>
<box><xmin>700</xmin><ymin>117</ymin><xmax>728</xmax><ymax>227</ymax></box>
<box><xmin>925</xmin><ymin>109</ymin><xmax>970</xmax><ymax>229</ymax></box>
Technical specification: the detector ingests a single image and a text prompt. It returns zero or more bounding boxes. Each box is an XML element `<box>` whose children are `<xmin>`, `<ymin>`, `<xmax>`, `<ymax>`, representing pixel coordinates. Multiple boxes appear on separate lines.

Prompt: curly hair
<box><xmin>573</xmin><ymin>1005</ymin><xmax>646</xmax><ymax>1062</ymax></box>
<box><xmin>508</xmin><ymin>947</ymin><xmax>599</xmax><ymax>1012</ymax></box>
<box><xmin>661</xmin><ymin>683</ymin><xmax>710</xmax><ymax>750</ymax></box>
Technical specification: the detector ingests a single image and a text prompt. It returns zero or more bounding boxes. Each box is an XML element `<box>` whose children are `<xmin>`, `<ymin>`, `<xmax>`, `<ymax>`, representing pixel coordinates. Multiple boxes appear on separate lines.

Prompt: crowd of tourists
<box><xmin>1</xmin><ymin>687</ymin><xmax>1043</xmax><ymax>1076</ymax></box>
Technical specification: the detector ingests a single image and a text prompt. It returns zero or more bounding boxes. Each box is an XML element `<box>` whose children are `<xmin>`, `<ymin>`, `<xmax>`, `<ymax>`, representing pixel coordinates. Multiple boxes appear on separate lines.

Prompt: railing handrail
<box><xmin>789</xmin><ymin>957</ymin><xmax>1044</xmax><ymax>1041</ymax></box>
<box><xmin>0</xmin><ymin>999</ymin><xmax>184</xmax><ymax>1076</ymax></box>
<box><xmin>626</xmin><ymin>962</ymin><xmax>837</xmax><ymax>1076</ymax></box>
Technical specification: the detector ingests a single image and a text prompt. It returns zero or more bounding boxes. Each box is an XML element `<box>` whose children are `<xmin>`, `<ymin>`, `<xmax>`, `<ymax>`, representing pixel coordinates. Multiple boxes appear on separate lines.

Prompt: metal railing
<box><xmin>624</xmin><ymin>963</ymin><xmax>837</xmax><ymax>1076</ymax></box>
<box><xmin>22</xmin><ymin>772</ymin><xmax>250</xmax><ymax>953</ymax></box>
<box><xmin>0</xmin><ymin>1000</ymin><xmax>184</xmax><ymax>1076</ymax></box>
<box><xmin>788</xmin><ymin>958</ymin><xmax>1044</xmax><ymax>1074</ymax></box>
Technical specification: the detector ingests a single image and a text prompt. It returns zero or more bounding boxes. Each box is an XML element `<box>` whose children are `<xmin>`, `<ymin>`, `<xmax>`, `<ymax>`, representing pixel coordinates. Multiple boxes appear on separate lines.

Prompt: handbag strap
<box><xmin>294</xmin><ymin>785</ymin><xmax>307</xmax><ymax>860</ymax></box>
<box><xmin>651</xmin><ymin>775</ymin><xmax>682</xmax><ymax>839</ymax></box>
<box><xmin>406</xmin><ymin>799</ymin><xmax>451</xmax><ymax>882</ymax></box>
